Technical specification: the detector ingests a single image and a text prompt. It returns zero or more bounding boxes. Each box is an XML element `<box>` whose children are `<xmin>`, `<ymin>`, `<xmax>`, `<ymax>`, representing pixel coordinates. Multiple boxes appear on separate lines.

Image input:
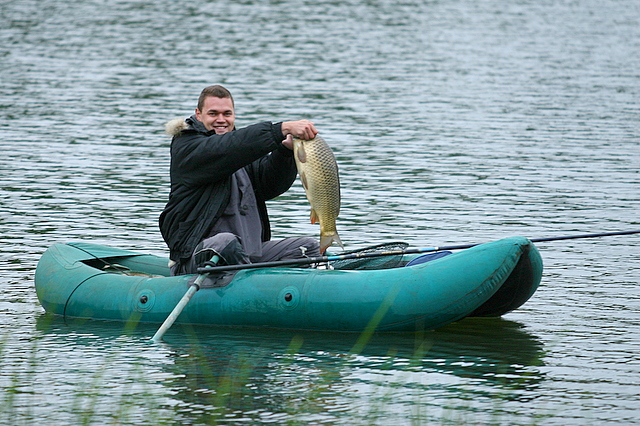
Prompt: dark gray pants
<box><xmin>171</xmin><ymin>232</ymin><xmax>321</xmax><ymax>276</ymax></box>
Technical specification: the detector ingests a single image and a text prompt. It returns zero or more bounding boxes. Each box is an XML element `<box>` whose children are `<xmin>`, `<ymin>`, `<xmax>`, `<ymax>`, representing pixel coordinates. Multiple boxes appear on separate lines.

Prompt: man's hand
<box><xmin>282</xmin><ymin>120</ymin><xmax>318</xmax><ymax>141</ymax></box>
<box><xmin>281</xmin><ymin>134</ymin><xmax>294</xmax><ymax>150</ymax></box>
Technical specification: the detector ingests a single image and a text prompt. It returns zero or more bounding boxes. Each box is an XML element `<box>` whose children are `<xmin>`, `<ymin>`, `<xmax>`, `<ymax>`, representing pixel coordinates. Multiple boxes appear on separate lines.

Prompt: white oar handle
<box><xmin>151</xmin><ymin>283</ymin><xmax>200</xmax><ymax>342</ymax></box>
<box><xmin>151</xmin><ymin>256</ymin><xmax>219</xmax><ymax>342</ymax></box>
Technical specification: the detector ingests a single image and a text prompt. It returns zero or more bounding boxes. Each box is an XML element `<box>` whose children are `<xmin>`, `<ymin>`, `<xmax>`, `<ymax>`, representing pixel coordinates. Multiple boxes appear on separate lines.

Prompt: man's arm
<box><xmin>172</xmin><ymin>122</ymin><xmax>283</xmax><ymax>187</ymax></box>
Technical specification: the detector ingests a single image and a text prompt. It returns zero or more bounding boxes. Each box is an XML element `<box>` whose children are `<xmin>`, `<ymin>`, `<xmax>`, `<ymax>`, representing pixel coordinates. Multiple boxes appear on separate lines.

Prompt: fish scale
<box><xmin>292</xmin><ymin>135</ymin><xmax>343</xmax><ymax>253</ymax></box>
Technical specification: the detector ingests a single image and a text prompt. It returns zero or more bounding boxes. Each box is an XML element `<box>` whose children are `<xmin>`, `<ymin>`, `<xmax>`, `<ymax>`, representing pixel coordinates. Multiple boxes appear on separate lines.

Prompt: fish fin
<box><xmin>320</xmin><ymin>232</ymin><xmax>344</xmax><ymax>254</ymax></box>
<box><xmin>296</xmin><ymin>142</ymin><xmax>307</xmax><ymax>163</ymax></box>
<box><xmin>300</xmin><ymin>170</ymin><xmax>308</xmax><ymax>190</ymax></box>
<box><xmin>310</xmin><ymin>209</ymin><xmax>318</xmax><ymax>224</ymax></box>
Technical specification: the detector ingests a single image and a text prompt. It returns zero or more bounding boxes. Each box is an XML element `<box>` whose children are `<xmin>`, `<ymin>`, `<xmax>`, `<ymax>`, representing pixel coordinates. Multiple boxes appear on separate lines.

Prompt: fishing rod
<box><xmin>195</xmin><ymin>229</ymin><xmax>640</xmax><ymax>274</ymax></box>
<box><xmin>529</xmin><ymin>230</ymin><xmax>640</xmax><ymax>243</ymax></box>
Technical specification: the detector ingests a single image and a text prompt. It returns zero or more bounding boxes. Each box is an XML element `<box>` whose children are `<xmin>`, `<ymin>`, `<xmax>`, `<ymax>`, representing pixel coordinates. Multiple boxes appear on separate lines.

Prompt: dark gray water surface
<box><xmin>1</xmin><ymin>0</ymin><xmax>639</xmax><ymax>424</ymax></box>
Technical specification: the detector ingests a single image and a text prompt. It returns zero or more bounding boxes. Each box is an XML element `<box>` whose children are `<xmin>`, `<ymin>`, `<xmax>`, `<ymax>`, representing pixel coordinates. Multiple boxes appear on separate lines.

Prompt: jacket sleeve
<box><xmin>171</xmin><ymin>122</ymin><xmax>284</xmax><ymax>188</ymax></box>
<box><xmin>249</xmin><ymin>146</ymin><xmax>298</xmax><ymax>201</ymax></box>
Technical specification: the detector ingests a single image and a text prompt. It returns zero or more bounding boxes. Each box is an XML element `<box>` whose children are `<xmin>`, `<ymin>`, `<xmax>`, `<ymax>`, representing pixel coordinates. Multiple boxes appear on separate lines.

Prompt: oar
<box><xmin>195</xmin><ymin>229</ymin><xmax>640</xmax><ymax>274</ymax></box>
<box><xmin>151</xmin><ymin>256</ymin><xmax>218</xmax><ymax>342</ymax></box>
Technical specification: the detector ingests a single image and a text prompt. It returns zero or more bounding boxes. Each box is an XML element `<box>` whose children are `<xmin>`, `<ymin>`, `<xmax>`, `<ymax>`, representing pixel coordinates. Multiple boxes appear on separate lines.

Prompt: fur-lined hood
<box><xmin>164</xmin><ymin>117</ymin><xmax>189</xmax><ymax>137</ymax></box>
<box><xmin>164</xmin><ymin>115</ymin><xmax>238</xmax><ymax>137</ymax></box>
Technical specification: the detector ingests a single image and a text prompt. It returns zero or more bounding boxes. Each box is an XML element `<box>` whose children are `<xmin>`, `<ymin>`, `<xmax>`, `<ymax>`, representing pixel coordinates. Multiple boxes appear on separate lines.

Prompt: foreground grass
<box><xmin>1</xmin><ymin>316</ymin><xmax>549</xmax><ymax>426</ymax></box>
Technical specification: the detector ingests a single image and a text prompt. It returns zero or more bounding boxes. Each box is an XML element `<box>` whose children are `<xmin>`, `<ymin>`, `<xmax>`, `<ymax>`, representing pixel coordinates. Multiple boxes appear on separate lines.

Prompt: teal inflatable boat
<box><xmin>34</xmin><ymin>237</ymin><xmax>542</xmax><ymax>332</ymax></box>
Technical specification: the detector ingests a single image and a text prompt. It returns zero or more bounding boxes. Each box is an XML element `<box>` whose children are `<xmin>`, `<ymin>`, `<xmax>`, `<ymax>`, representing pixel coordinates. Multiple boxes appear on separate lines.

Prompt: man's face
<box><xmin>195</xmin><ymin>96</ymin><xmax>235</xmax><ymax>134</ymax></box>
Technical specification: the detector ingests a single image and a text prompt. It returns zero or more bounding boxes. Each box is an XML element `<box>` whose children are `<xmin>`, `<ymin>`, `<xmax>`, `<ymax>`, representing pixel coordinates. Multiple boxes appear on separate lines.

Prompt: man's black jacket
<box><xmin>159</xmin><ymin>116</ymin><xmax>297</xmax><ymax>264</ymax></box>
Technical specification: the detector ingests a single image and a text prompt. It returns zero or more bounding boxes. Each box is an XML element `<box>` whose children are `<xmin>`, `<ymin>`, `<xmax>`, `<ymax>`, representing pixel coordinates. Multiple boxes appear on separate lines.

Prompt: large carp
<box><xmin>292</xmin><ymin>135</ymin><xmax>343</xmax><ymax>254</ymax></box>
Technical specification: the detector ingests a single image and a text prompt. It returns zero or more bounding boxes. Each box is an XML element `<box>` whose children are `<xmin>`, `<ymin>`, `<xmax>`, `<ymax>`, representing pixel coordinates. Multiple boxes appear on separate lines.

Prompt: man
<box><xmin>159</xmin><ymin>85</ymin><xmax>321</xmax><ymax>276</ymax></box>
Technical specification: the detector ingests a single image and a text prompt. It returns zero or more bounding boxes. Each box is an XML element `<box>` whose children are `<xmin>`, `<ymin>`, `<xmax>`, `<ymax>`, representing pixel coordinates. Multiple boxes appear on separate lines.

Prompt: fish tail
<box><xmin>320</xmin><ymin>231</ymin><xmax>344</xmax><ymax>254</ymax></box>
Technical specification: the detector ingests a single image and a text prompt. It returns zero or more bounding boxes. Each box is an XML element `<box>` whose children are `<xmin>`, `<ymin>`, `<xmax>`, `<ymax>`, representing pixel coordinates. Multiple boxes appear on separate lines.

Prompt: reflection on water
<box><xmin>29</xmin><ymin>314</ymin><xmax>544</xmax><ymax>424</ymax></box>
<box><xmin>1</xmin><ymin>0</ymin><xmax>639</xmax><ymax>423</ymax></box>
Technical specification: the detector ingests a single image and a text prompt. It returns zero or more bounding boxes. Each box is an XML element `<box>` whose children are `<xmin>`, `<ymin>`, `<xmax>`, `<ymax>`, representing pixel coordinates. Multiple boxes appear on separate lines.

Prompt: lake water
<box><xmin>1</xmin><ymin>0</ymin><xmax>639</xmax><ymax>424</ymax></box>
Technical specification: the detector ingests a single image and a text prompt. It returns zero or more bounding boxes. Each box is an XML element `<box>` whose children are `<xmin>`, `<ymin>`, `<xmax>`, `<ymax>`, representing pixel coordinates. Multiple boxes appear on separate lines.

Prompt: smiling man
<box><xmin>196</xmin><ymin>93</ymin><xmax>236</xmax><ymax>134</ymax></box>
<box><xmin>160</xmin><ymin>85</ymin><xmax>321</xmax><ymax>276</ymax></box>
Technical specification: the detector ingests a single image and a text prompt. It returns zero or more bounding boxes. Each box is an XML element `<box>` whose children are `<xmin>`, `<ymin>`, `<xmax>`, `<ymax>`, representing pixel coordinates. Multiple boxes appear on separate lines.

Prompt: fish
<box><xmin>292</xmin><ymin>135</ymin><xmax>344</xmax><ymax>254</ymax></box>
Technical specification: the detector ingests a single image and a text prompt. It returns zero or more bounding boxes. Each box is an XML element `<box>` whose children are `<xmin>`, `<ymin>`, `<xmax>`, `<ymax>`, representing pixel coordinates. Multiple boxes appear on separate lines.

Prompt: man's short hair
<box><xmin>197</xmin><ymin>85</ymin><xmax>234</xmax><ymax>111</ymax></box>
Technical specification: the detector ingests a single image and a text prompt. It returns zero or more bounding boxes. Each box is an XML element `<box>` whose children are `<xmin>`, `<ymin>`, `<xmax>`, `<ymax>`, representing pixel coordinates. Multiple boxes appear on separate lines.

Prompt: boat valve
<box><xmin>279</xmin><ymin>286</ymin><xmax>299</xmax><ymax>310</ymax></box>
